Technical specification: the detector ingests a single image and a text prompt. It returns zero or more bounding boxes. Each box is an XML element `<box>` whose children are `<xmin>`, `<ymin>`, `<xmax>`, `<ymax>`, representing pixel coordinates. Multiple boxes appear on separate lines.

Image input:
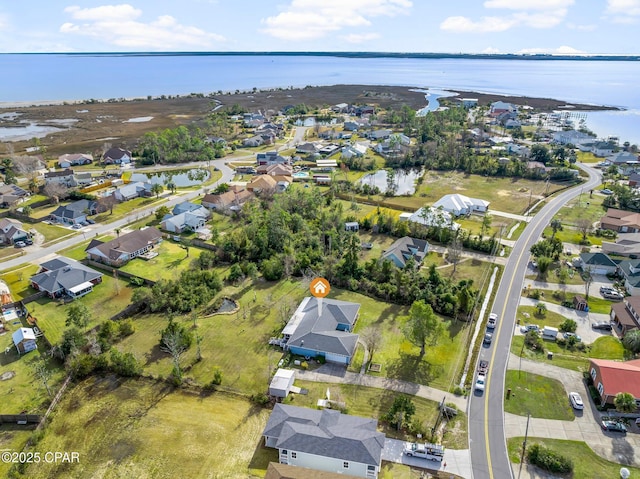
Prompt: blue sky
<box><xmin>0</xmin><ymin>0</ymin><xmax>638</xmax><ymax>54</ymax></box>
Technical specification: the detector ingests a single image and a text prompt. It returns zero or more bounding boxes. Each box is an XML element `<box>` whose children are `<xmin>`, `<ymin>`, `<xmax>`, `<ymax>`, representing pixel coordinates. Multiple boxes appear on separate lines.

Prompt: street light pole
<box><xmin>518</xmin><ymin>413</ymin><xmax>531</xmax><ymax>479</ymax></box>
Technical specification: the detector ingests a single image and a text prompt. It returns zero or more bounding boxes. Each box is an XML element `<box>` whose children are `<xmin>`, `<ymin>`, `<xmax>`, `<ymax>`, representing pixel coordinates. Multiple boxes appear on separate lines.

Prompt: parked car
<box><xmin>601</xmin><ymin>420</ymin><xmax>627</xmax><ymax>433</ymax></box>
<box><xmin>403</xmin><ymin>442</ymin><xmax>445</xmax><ymax>462</ymax></box>
<box><xmin>601</xmin><ymin>188</ymin><xmax>614</xmax><ymax>195</ymax></box>
<box><xmin>569</xmin><ymin>392</ymin><xmax>584</xmax><ymax>410</ymax></box>
<box><xmin>71</xmin><ymin>224</ymin><xmax>83</xmax><ymax>230</ymax></box>
<box><xmin>487</xmin><ymin>313</ymin><xmax>498</xmax><ymax>329</ymax></box>
<box><xmin>24</xmin><ymin>238</ymin><xmax>33</xmax><ymax>245</ymax></box>
<box><xmin>603</xmin><ymin>291</ymin><xmax>624</xmax><ymax>300</ymax></box>
<box><xmin>563</xmin><ymin>332</ymin><xmax>582</xmax><ymax>342</ymax></box>
<box><xmin>86</xmin><ymin>218</ymin><xmax>95</xmax><ymax>224</ymax></box>
<box><xmin>483</xmin><ymin>332</ymin><xmax>493</xmax><ymax>345</ymax></box>
<box><xmin>14</xmin><ymin>241</ymin><xmax>26</xmax><ymax>248</ymax></box>
<box><xmin>520</xmin><ymin>324</ymin><xmax>540</xmax><ymax>334</ymax></box>
<box><xmin>593</xmin><ymin>322</ymin><xmax>613</xmax><ymax>331</ymax></box>
<box><xmin>600</xmin><ymin>286</ymin><xmax>615</xmax><ymax>294</ymax></box>
<box><xmin>475</xmin><ymin>373</ymin><xmax>486</xmax><ymax>392</ymax></box>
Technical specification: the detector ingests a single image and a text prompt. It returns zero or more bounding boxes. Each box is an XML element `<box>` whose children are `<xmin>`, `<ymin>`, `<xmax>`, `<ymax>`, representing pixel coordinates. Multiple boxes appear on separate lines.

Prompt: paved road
<box><xmin>382</xmin><ymin>437</ymin><xmax>472</xmax><ymax>478</ymax></box>
<box><xmin>468</xmin><ymin>164</ymin><xmax>602</xmax><ymax>479</ymax></box>
<box><xmin>0</xmin><ymin>158</ymin><xmax>235</xmax><ymax>270</ymax></box>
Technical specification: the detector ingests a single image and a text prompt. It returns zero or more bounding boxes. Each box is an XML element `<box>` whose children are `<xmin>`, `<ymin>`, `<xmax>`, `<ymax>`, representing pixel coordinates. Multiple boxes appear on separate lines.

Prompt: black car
<box><xmin>24</xmin><ymin>238</ymin><xmax>33</xmax><ymax>245</ymax></box>
<box><xmin>593</xmin><ymin>322</ymin><xmax>613</xmax><ymax>331</ymax></box>
<box><xmin>601</xmin><ymin>420</ymin><xmax>627</xmax><ymax>433</ymax></box>
<box><xmin>483</xmin><ymin>332</ymin><xmax>493</xmax><ymax>345</ymax></box>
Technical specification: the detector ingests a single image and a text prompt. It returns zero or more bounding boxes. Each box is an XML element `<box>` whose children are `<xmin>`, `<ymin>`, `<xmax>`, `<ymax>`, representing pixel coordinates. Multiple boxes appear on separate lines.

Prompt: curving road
<box><xmin>468</xmin><ymin>164</ymin><xmax>602</xmax><ymax>479</ymax></box>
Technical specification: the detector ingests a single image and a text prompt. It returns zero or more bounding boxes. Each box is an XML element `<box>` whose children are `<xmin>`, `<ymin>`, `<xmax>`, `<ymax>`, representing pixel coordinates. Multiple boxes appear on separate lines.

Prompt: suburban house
<box><xmin>589</xmin><ymin>358</ymin><xmax>640</xmax><ymax>408</ymax></box>
<box><xmin>367</xmin><ymin>129</ymin><xmax>391</xmax><ymax>141</ymax></box>
<box><xmin>577</xmin><ymin>252</ymin><xmax>618</xmax><ymax>275</ymax></box>
<box><xmin>343</xmin><ymin>121</ymin><xmax>363</xmax><ymax>131</ymax></box>
<box><xmin>629</xmin><ymin>173</ymin><xmax>640</xmax><ymax>188</ymax></box>
<box><xmin>591</xmin><ymin>142</ymin><xmax>616</xmax><ymax>158</ymax></box>
<box><xmin>600</xmin><ymin>209</ymin><xmax>640</xmax><ymax>233</ymax></box>
<box><xmin>12</xmin><ymin>327</ymin><xmax>37</xmax><ymax>355</ymax></box>
<box><xmin>243</xmin><ymin>135</ymin><xmax>265</xmax><ymax>147</ymax></box>
<box><xmin>611</xmin><ymin>296</ymin><xmax>640</xmax><ymax>336</ymax></box>
<box><xmin>400</xmin><ymin>206</ymin><xmax>460</xmax><ymax>231</ymax></box>
<box><xmin>526</xmin><ymin>161</ymin><xmax>549</xmax><ymax>176</ymax></box>
<box><xmin>610</xmin><ymin>151</ymin><xmax>640</xmax><ymax>174</ymax></box>
<box><xmin>490</xmin><ymin>101</ymin><xmax>517</xmax><ymax>117</ymax></box>
<box><xmin>31</xmin><ymin>257</ymin><xmax>103</xmax><ymax>299</ymax></box>
<box><xmin>460</xmin><ymin>98</ymin><xmax>478</xmax><ymax>108</ymax></box>
<box><xmin>161</xmin><ymin>204</ymin><xmax>210</xmax><ymax>234</ymax></box>
<box><xmin>552</xmin><ymin>130</ymin><xmax>595</xmax><ymax>145</ymax></box>
<box><xmin>296</xmin><ymin>143</ymin><xmax>320</xmax><ymax>155</ymax></box>
<box><xmin>268</xmin><ymin>369</ymin><xmax>297</xmax><ymax>399</ymax></box>
<box><xmin>432</xmin><ymin>193</ymin><xmax>490</xmax><ymax>216</ymax></box>
<box><xmin>381</xmin><ymin>236</ymin><xmax>429</xmax><ymax>268</ymax></box>
<box><xmin>345</xmin><ymin>222</ymin><xmax>359</xmax><ymax>232</ymax></box>
<box><xmin>257</xmin><ymin>163</ymin><xmax>293</xmax><ymax>177</ymax></box>
<box><xmin>263</xmin><ymin>404</ymin><xmax>385</xmax><ymax>479</ymax></box>
<box><xmin>44</xmin><ymin>169</ymin><xmax>76</xmax><ymax>187</ymax></box>
<box><xmin>113</xmin><ymin>181</ymin><xmax>152</xmax><ymax>202</ymax></box>
<box><xmin>247</xmin><ymin>175</ymin><xmax>278</xmax><ymax>194</ymax></box>
<box><xmin>602</xmin><ymin>233</ymin><xmax>640</xmax><ymax>257</ymax></box>
<box><xmin>257</xmin><ymin>151</ymin><xmax>289</xmax><ymax>166</ymax></box>
<box><xmin>49</xmin><ymin>199</ymin><xmax>97</xmax><ymax>225</ymax></box>
<box><xmin>617</xmin><ymin>259</ymin><xmax>640</xmax><ymax>295</ymax></box>
<box><xmin>0</xmin><ymin>218</ymin><xmax>28</xmax><ymax>245</ymax></box>
<box><xmin>281</xmin><ymin>297</ymin><xmax>360</xmax><ymax>365</ymax></box>
<box><xmin>342</xmin><ymin>143</ymin><xmax>368</xmax><ymax>159</ymax></box>
<box><xmin>102</xmin><ymin>147</ymin><xmax>132</xmax><ymax>165</ymax></box>
<box><xmin>202</xmin><ymin>187</ymin><xmax>254</xmax><ymax>212</ymax></box>
<box><xmin>85</xmin><ymin>227</ymin><xmax>163</xmax><ymax>267</ymax></box>
<box><xmin>0</xmin><ymin>183</ymin><xmax>29</xmax><ymax>208</ymax></box>
<box><xmin>58</xmin><ymin>153</ymin><xmax>93</xmax><ymax>168</ymax></box>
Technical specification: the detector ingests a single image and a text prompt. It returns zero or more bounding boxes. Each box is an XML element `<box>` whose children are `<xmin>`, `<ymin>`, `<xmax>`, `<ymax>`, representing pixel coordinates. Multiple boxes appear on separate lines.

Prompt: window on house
<box><xmin>343</xmin><ymin>462</ymin><xmax>349</xmax><ymax>469</ymax></box>
<box><xmin>597</xmin><ymin>382</ymin><xmax>604</xmax><ymax>395</ymax></box>
<box><xmin>281</xmin><ymin>450</ymin><xmax>288</xmax><ymax>455</ymax></box>
<box><xmin>290</xmin><ymin>452</ymin><xmax>296</xmax><ymax>459</ymax></box>
<box><xmin>591</xmin><ymin>368</ymin><xmax>597</xmax><ymax>380</ymax></box>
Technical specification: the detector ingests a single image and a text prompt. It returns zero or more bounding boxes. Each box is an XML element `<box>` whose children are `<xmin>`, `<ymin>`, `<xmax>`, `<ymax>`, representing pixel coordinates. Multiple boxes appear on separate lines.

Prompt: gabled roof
<box><xmin>263</xmin><ymin>404</ymin><xmax>384</xmax><ymax>466</ymax></box>
<box><xmin>31</xmin><ymin>257</ymin><xmax>102</xmax><ymax>295</ymax></box>
<box><xmin>247</xmin><ymin>175</ymin><xmax>277</xmax><ymax>191</ymax></box>
<box><xmin>610</xmin><ymin>151</ymin><xmax>639</xmax><ymax>164</ymax></box>
<box><xmin>12</xmin><ymin>327</ymin><xmax>36</xmax><ymax>344</ymax></box>
<box><xmin>45</xmin><ymin>169</ymin><xmax>74</xmax><ymax>178</ymax></box>
<box><xmin>283</xmin><ymin>297</ymin><xmax>360</xmax><ymax>357</ymax></box>
<box><xmin>611</xmin><ymin>298</ymin><xmax>640</xmax><ymax>329</ymax></box>
<box><xmin>85</xmin><ymin>227</ymin><xmax>162</xmax><ymax>260</ymax></box>
<box><xmin>591</xmin><ymin>358</ymin><xmax>640</xmax><ymax>399</ymax></box>
<box><xmin>381</xmin><ymin>236</ymin><xmax>429</xmax><ymax>268</ymax></box>
<box><xmin>50</xmin><ymin>199</ymin><xmax>96</xmax><ymax>219</ymax></box>
<box><xmin>162</xmin><ymin>211</ymin><xmax>207</xmax><ymax>230</ymax></box>
<box><xmin>579</xmin><ymin>252</ymin><xmax>617</xmax><ymax>268</ymax></box>
<box><xmin>433</xmin><ymin>193</ymin><xmax>490</xmax><ymax>214</ymax></box>
<box><xmin>202</xmin><ymin>189</ymin><xmax>254</xmax><ymax>209</ymax></box>
<box><xmin>103</xmin><ymin>147</ymin><xmax>131</xmax><ymax>161</ymax></box>
<box><xmin>172</xmin><ymin>201</ymin><xmax>208</xmax><ymax>216</ymax></box>
<box><xmin>114</xmin><ymin>181</ymin><xmax>151</xmax><ymax>198</ymax></box>
<box><xmin>601</xmin><ymin>208</ymin><xmax>640</xmax><ymax>229</ymax></box>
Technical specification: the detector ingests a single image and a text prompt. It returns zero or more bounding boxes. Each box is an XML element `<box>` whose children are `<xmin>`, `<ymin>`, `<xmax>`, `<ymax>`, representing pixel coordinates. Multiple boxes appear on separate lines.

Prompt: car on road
<box><xmin>520</xmin><ymin>324</ymin><xmax>540</xmax><ymax>334</ymax></box>
<box><xmin>601</xmin><ymin>420</ymin><xmax>627</xmax><ymax>433</ymax></box>
<box><xmin>569</xmin><ymin>392</ymin><xmax>584</xmax><ymax>410</ymax></box>
<box><xmin>487</xmin><ymin>313</ymin><xmax>498</xmax><ymax>329</ymax></box>
<box><xmin>563</xmin><ymin>332</ymin><xmax>582</xmax><ymax>342</ymax></box>
<box><xmin>483</xmin><ymin>332</ymin><xmax>493</xmax><ymax>345</ymax></box>
<box><xmin>475</xmin><ymin>373</ymin><xmax>486</xmax><ymax>392</ymax></box>
<box><xmin>593</xmin><ymin>322</ymin><xmax>613</xmax><ymax>331</ymax></box>
<box><xmin>14</xmin><ymin>241</ymin><xmax>26</xmax><ymax>248</ymax></box>
<box><xmin>71</xmin><ymin>224</ymin><xmax>83</xmax><ymax>230</ymax></box>
<box><xmin>403</xmin><ymin>442</ymin><xmax>445</xmax><ymax>462</ymax></box>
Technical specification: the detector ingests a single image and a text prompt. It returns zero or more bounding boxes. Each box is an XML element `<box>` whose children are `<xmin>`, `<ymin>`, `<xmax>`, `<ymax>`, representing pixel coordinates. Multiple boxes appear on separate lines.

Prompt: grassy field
<box><xmin>507</xmin><ymin>437</ymin><xmax>640</xmax><ymax>479</ymax></box>
<box><xmin>0</xmin><ymin>263</ymin><xmax>40</xmax><ymax>300</ymax></box>
<box><xmin>20</xmin><ymin>377</ymin><xmax>275</xmax><ymax>479</ymax></box>
<box><xmin>503</xmin><ymin>370</ymin><xmax>574</xmax><ymax>420</ymax></box>
<box><xmin>26</xmin><ymin>275</ymin><xmax>133</xmax><ymax>345</ymax></box>
<box><xmin>516</xmin><ymin>305</ymin><xmax>569</xmax><ymax>329</ymax></box>
<box><xmin>525</xmin><ymin>289</ymin><xmax>616</xmax><ymax>314</ymax></box>
<box><xmin>58</xmin><ymin>234</ymin><xmax>115</xmax><ymax>261</ymax></box>
<box><xmin>30</xmin><ymin>222</ymin><xmax>77</xmax><ymax>246</ymax></box>
<box><xmin>0</xmin><ymin>427</ymin><xmax>34</xmax><ymax>478</ymax></box>
<box><xmin>511</xmin><ymin>335</ymin><xmax>625</xmax><ymax>372</ymax></box>
<box><xmin>289</xmin><ymin>381</ymin><xmax>468</xmax><ymax>448</ymax></box>
<box><xmin>93</xmin><ymin>196</ymin><xmax>164</xmax><ymax>223</ymax></box>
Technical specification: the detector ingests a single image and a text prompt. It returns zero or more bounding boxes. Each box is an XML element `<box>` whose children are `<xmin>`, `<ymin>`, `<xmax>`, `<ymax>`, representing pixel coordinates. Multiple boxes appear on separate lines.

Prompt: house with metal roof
<box><xmin>282</xmin><ymin>297</ymin><xmax>360</xmax><ymax>365</ymax></box>
<box><xmin>589</xmin><ymin>358</ymin><xmax>640</xmax><ymax>408</ymax></box>
<box><xmin>263</xmin><ymin>404</ymin><xmax>385</xmax><ymax>479</ymax></box>
<box><xmin>381</xmin><ymin>236</ymin><xmax>429</xmax><ymax>269</ymax></box>
<box><xmin>31</xmin><ymin>257</ymin><xmax>103</xmax><ymax>299</ymax></box>
<box><xmin>85</xmin><ymin>227</ymin><xmax>163</xmax><ymax>267</ymax></box>
<box><xmin>12</xmin><ymin>327</ymin><xmax>37</xmax><ymax>355</ymax></box>
<box><xmin>432</xmin><ymin>193</ymin><xmax>489</xmax><ymax>216</ymax></box>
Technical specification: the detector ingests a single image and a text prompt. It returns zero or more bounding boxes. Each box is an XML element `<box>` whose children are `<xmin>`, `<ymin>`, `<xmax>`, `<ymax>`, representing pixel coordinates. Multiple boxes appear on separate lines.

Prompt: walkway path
<box><xmin>490</xmin><ymin>210</ymin><xmax>531</xmax><ymax>222</ymax></box>
<box><xmin>295</xmin><ymin>363</ymin><xmax>468</xmax><ymax>411</ymax></box>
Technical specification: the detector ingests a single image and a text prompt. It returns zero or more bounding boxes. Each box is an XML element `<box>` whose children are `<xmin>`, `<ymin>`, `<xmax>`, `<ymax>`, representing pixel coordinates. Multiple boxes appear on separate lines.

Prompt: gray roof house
<box><xmin>602</xmin><ymin>233</ymin><xmax>640</xmax><ymax>257</ymax></box>
<box><xmin>617</xmin><ymin>259</ymin><xmax>640</xmax><ymax>295</ymax></box>
<box><xmin>263</xmin><ymin>404</ymin><xmax>385</xmax><ymax>479</ymax></box>
<box><xmin>102</xmin><ymin>147</ymin><xmax>132</xmax><ymax>165</ymax></box>
<box><xmin>381</xmin><ymin>236</ymin><xmax>429</xmax><ymax>268</ymax></box>
<box><xmin>50</xmin><ymin>199</ymin><xmax>97</xmax><ymax>225</ymax></box>
<box><xmin>85</xmin><ymin>227</ymin><xmax>163</xmax><ymax>267</ymax></box>
<box><xmin>161</xmin><ymin>209</ymin><xmax>209</xmax><ymax>234</ymax></box>
<box><xmin>113</xmin><ymin>181</ymin><xmax>152</xmax><ymax>202</ymax></box>
<box><xmin>31</xmin><ymin>257</ymin><xmax>103</xmax><ymax>299</ymax></box>
<box><xmin>0</xmin><ymin>218</ymin><xmax>28</xmax><ymax>245</ymax></box>
<box><xmin>578</xmin><ymin>252</ymin><xmax>618</xmax><ymax>275</ymax></box>
<box><xmin>282</xmin><ymin>297</ymin><xmax>360</xmax><ymax>365</ymax></box>
<box><xmin>44</xmin><ymin>169</ymin><xmax>76</xmax><ymax>187</ymax></box>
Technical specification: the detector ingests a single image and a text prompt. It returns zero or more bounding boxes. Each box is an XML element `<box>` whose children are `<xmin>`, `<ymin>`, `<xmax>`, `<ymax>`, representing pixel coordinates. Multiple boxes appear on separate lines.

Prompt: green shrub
<box><xmin>129</xmin><ymin>276</ymin><xmax>145</xmax><ymax>286</ymax></box>
<box><xmin>211</xmin><ymin>367</ymin><xmax>223</xmax><ymax>386</ymax></box>
<box><xmin>559</xmin><ymin>319</ymin><xmax>577</xmax><ymax>333</ymax></box>
<box><xmin>526</xmin><ymin>443</ymin><xmax>573</xmax><ymax>473</ymax></box>
<box><xmin>453</xmin><ymin>386</ymin><xmax>466</xmax><ymax>396</ymax></box>
<box><xmin>118</xmin><ymin>319</ymin><xmax>135</xmax><ymax>337</ymax></box>
<box><xmin>529</xmin><ymin>289</ymin><xmax>542</xmax><ymax>300</ymax></box>
<box><xmin>300</xmin><ymin>361</ymin><xmax>309</xmax><ymax>370</ymax></box>
<box><xmin>250</xmin><ymin>393</ymin><xmax>270</xmax><ymax>406</ymax></box>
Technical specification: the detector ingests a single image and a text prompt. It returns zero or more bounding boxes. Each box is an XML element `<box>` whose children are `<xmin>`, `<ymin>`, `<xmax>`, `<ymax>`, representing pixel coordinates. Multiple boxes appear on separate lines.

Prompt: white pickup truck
<box><xmin>404</xmin><ymin>442</ymin><xmax>445</xmax><ymax>462</ymax></box>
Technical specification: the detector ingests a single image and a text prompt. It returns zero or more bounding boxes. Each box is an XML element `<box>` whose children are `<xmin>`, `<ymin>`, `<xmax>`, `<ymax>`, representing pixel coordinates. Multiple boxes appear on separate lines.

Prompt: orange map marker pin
<box><xmin>310</xmin><ymin>277</ymin><xmax>330</xmax><ymax>315</ymax></box>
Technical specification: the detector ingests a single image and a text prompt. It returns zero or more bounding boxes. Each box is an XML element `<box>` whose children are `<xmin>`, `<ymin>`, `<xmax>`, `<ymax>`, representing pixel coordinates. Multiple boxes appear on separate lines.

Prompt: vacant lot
<box><xmin>504</xmin><ymin>370</ymin><xmax>573</xmax><ymax>420</ymax></box>
<box><xmin>21</xmin><ymin>376</ymin><xmax>275</xmax><ymax>479</ymax></box>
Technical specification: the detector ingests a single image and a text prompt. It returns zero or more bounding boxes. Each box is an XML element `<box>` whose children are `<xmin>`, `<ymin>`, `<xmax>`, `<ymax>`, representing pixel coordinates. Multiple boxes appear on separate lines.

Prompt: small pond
<box><xmin>413</xmin><ymin>88</ymin><xmax>459</xmax><ymax>116</ymax></box>
<box><xmin>359</xmin><ymin>169</ymin><xmax>423</xmax><ymax>195</ymax></box>
<box><xmin>216</xmin><ymin>298</ymin><xmax>238</xmax><ymax>313</ymax></box>
<box><xmin>129</xmin><ymin>168</ymin><xmax>210</xmax><ymax>187</ymax></box>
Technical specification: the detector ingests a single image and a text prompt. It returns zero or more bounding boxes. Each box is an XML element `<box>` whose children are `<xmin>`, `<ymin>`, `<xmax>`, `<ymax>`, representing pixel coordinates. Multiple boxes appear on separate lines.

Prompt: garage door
<box><xmin>325</xmin><ymin>352</ymin><xmax>348</xmax><ymax>364</ymax></box>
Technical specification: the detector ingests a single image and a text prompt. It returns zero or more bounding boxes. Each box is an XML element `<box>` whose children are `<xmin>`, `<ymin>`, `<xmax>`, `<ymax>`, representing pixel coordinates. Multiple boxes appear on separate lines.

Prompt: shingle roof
<box><xmin>381</xmin><ymin>236</ymin><xmax>429</xmax><ymax>268</ymax></box>
<box><xmin>611</xmin><ymin>299</ymin><xmax>640</xmax><ymax>329</ymax></box>
<box><xmin>50</xmin><ymin>199</ymin><xmax>96</xmax><ymax>220</ymax></box>
<box><xmin>284</xmin><ymin>297</ymin><xmax>360</xmax><ymax>357</ymax></box>
<box><xmin>591</xmin><ymin>358</ymin><xmax>640</xmax><ymax>399</ymax></box>
<box><xmin>31</xmin><ymin>257</ymin><xmax>102</xmax><ymax>295</ymax></box>
<box><xmin>263</xmin><ymin>404</ymin><xmax>384</xmax><ymax>466</ymax></box>
<box><xmin>85</xmin><ymin>227</ymin><xmax>162</xmax><ymax>260</ymax></box>
<box><xmin>579</xmin><ymin>252</ymin><xmax>617</xmax><ymax>267</ymax></box>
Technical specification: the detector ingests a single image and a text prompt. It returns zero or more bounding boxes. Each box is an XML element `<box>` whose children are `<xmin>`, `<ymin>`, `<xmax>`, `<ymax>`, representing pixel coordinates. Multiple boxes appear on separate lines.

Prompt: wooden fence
<box><xmin>82</xmin><ymin>259</ymin><xmax>156</xmax><ymax>287</ymax></box>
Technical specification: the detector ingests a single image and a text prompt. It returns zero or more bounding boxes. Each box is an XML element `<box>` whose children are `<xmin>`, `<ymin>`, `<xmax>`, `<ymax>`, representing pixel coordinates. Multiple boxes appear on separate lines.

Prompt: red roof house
<box><xmin>589</xmin><ymin>358</ymin><xmax>640</xmax><ymax>408</ymax></box>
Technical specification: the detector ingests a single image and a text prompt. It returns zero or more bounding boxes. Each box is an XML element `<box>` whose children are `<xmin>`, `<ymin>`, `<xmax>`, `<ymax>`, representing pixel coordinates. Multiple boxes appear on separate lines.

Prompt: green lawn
<box><xmin>504</xmin><ymin>370</ymin><xmax>574</xmax><ymax>420</ymax></box>
<box><xmin>0</xmin><ymin>246</ymin><xmax>25</xmax><ymax>261</ymax></box>
<box><xmin>0</xmin><ymin>427</ymin><xmax>33</xmax><ymax>479</ymax></box>
<box><xmin>524</xmin><ymin>289</ymin><xmax>615</xmax><ymax>314</ymax></box>
<box><xmin>0</xmin><ymin>263</ymin><xmax>40</xmax><ymax>300</ymax></box>
<box><xmin>517</xmin><ymin>305</ymin><xmax>568</xmax><ymax>329</ymax></box>
<box><xmin>57</xmin><ymin>234</ymin><xmax>115</xmax><ymax>261</ymax></box>
<box><xmin>507</xmin><ymin>437</ymin><xmax>640</xmax><ymax>479</ymax></box>
<box><xmin>289</xmin><ymin>381</ymin><xmax>468</xmax><ymax>448</ymax></box>
<box><xmin>20</xmin><ymin>377</ymin><xmax>275</xmax><ymax>479</ymax></box>
<box><xmin>26</xmin><ymin>275</ymin><xmax>133</xmax><ymax>345</ymax></box>
<box><xmin>30</xmin><ymin>222</ymin><xmax>76</xmax><ymax>245</ymax></box>
<box><xmin>543</xmin><ymin>226</ymin><xmax>603</xmax><ymax>246</ymax></box>
<box><xmin>93</xmin><ymin>196</ymin><xmax>165</xmax><ymax>223</ymax></box>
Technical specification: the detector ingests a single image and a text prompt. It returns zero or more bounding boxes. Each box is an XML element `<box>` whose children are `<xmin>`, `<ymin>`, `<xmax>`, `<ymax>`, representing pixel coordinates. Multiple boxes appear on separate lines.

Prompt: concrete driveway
<box><xmin>381</xmin><ymin>437</ymin><xmax>472</xmax><ymax>478</ymax></box>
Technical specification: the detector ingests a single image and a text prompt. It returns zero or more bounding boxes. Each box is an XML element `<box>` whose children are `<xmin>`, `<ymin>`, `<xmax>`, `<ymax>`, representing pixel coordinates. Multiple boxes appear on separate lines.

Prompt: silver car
<box><xmin>569</xmin><ymin>392</ymin><xmax>584</xmax><ymax>410</ymax></box>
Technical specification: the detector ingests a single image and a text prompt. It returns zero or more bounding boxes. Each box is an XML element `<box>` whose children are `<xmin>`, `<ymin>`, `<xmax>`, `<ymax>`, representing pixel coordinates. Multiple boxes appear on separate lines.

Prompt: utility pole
<box><xmin>518</xmin><ymin>413</ymin><xmax>531</xmax><ymax>479</ymax></box>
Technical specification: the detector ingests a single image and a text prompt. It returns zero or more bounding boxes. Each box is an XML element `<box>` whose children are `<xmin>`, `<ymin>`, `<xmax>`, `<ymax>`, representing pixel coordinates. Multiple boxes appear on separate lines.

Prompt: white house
<box><xmin>12</xmin><ymin>327</ymin><xmax>37</xmax><ymax>354</ymax></box>
<box><xmin>58</xmin><ymin>153</ymin><xmax>93</xmax><ymax>168</ymax></box>
<box><xmin>342</xmin><ymin>143</ymin><xmax>368</xmax><ymax>159</ymax></box>
<box><xmin>263</xmin><ymin>404</ymin><xmax>385</xmax><ymax>479</ymax></box>
<box><xmin>432</xmin><ymin>193</ymin><xmax>489</xmax><ymax>216</ymax></box>
<box><xmin>400</xmin><ymin>207</ymin><xmax>461</xmax><ymax>230</ymax></box>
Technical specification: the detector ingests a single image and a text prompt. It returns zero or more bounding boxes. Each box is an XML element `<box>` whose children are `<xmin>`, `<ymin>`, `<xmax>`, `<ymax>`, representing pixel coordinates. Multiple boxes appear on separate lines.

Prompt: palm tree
<box><xmin>150</xmin><ymin>183</ymin><xmax>164</xmax><ymax>198</ymax></box>
<box><xmin>549</xmin><ymin>219</ymin><xmax>562</xmax><ymax>239</ymax></box>
<box><xmin>623</xmin><ymin>329</ymin><xmax>640</xmax><ymax>354</ymax></box>
<box><xmin>614</xmin><ymin>392</ymin><xmax>637</xmax><ymax>413</ymax></box>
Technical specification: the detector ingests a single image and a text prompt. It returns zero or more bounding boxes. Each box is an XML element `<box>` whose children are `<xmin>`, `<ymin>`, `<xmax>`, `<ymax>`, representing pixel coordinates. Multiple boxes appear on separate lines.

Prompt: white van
<box><xmin>542</xmin><ymin>326</ymin><xmax>558</xmax><ymax>341</ymax></box>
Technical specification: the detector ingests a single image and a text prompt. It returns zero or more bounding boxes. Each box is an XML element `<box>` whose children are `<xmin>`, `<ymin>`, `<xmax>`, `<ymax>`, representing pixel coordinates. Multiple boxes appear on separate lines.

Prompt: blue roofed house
<box><xmin>31</xmin><ymin>257</ymin><xmax>103</xmax><ymax>299</ymax></box>
<box><xmin>381</xmin><ymin>236</ymin><xmax>429</xmax><ymax>268</ymax></box>
<box><xmin>263</xmin><ymin>404</ymin><xmax>385</xmax><ymax>479</ymax></box>
<box><xmin>282</xmin><ymin>297</ymin><xmax>360</xmax><ymax>365</ymax></box>
<box><xmin>50</xmin><ymin>199</ymin><xmax>97</xmax><ymax>225</ymax></box>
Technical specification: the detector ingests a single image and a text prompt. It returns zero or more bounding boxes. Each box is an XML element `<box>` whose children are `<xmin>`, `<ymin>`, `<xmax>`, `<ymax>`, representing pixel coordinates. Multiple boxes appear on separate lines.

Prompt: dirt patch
<box><xmin>0</xmin><ymin>371</ymin><xmax>16</xmax><ymax>381</ymax></box>
<box><xmin>496</xmin><ymin>190</ymin><xmax>513</xmax><ymax>197</ymax></box>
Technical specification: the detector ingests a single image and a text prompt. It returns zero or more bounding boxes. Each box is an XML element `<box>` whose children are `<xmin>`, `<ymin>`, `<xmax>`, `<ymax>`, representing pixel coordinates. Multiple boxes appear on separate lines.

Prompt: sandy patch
<box><xmin>1</xmin><ymin>371</ymin><xmax>16</xmax><ymax>381</ymax></box>
<box><xmin>124</xmin><ymin>116</ymin><xmax>154</xmax><ymax>123</ymax></box>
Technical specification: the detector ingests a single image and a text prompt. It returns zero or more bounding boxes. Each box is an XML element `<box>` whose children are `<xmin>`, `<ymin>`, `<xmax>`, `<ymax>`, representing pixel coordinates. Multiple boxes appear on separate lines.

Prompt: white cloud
<box><xmin>440</xmin><ymin>16</ymin><xmax>517</xmax><ymax>33</ymax></box>
<box><xmin>261</xmin><ymin>0</ymin><xmax>412</xmax><ymax>41</ymax></box>
<box><xmin>60</xmin><ymin>4</ymin><xmax>225</xmax><ymax>49</ymax></box>
<box><xmin>484</xmin><ymin>0</ymin><xmax>574</xmax><ymax>10</ymax></box>
<box><xmin>342</xmin><ymin>32</ymin><xmax>380</xmax><ymax>43</ymax></box>
<box><xmin>567</xmin><ymin>23</ymin><xmax>596</xmax><ymax>31</ymax></box>
<box><xmin>482</xmin><ymin>46</ymin><xmax>501</xmax><ymax>54</ymax></box>
<box><xmin>517</xmin><ymin>45</ymin><xmax>585</xmax><ymax>55</ymax></box>
<box><xmin>606</xmin><ymin>0</ymin><xmax>640</xmax><ymax>15</ymax></box>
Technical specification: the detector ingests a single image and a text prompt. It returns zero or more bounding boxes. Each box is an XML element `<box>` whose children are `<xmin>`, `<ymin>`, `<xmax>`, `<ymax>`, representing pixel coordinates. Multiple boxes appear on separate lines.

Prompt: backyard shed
<box><xmin>573</xmin><ymin>295</ymin><xmax>588</xmax><ymax>311</ymax></box>
<box><xmin>269</xmin><ymin>369</ymin><xmax>296</xmax><ymax>399</ymax></box>
<box><xmin>12</xmin><ymin>327</ymin><xmax>37</xmax><ymax>354</ymax></box>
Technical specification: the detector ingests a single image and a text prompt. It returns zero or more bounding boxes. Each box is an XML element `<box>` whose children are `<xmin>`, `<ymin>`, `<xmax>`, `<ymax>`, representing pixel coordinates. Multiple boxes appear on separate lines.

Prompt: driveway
<box><xmin>382</xmin><ymin>437</ymin><xmax>472</xmax><ymax>478</ymax></box>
